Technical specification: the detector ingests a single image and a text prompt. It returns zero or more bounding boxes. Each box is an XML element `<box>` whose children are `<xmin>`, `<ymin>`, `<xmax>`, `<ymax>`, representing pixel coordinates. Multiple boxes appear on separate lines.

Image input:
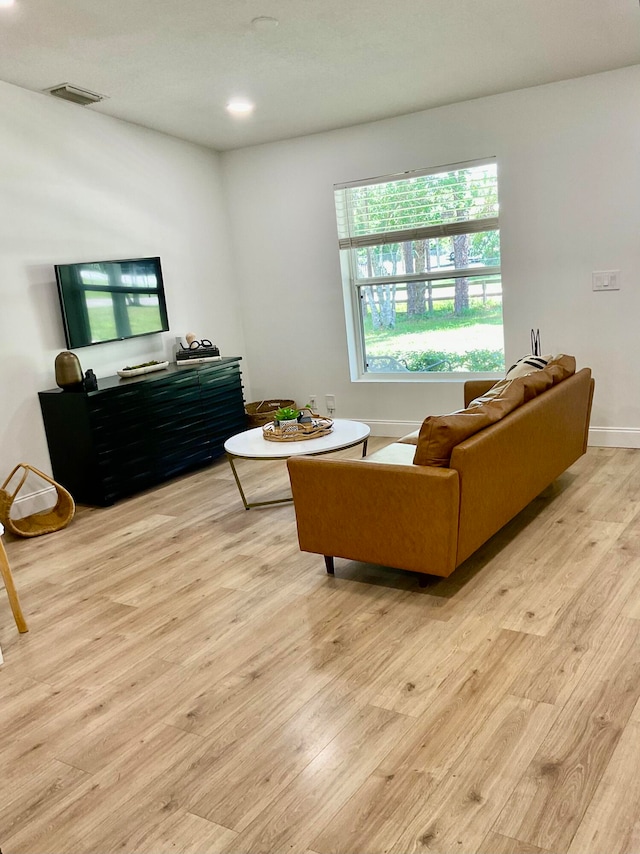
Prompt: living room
<box><xmin>1</xmin><ymin>1</ymin><xmax>640</xmax><ymax>852</ymax></box>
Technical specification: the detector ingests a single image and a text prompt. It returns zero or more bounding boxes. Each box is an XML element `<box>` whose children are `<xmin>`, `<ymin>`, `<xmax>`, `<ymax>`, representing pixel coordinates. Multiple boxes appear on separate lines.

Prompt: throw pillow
<box><xmin>505</xmin><ymin>354</ymin><xmax>552</xmax><ymax>380</ymax></box>
<box><xmin>413</xmin><ymin>378</ymin><xmax>526</xmax><ymax>467</ymax></box>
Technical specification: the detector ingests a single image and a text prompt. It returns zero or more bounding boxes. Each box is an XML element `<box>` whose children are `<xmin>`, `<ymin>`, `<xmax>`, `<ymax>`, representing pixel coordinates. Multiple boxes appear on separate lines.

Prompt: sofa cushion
<box><xmin>365</xmin><ymin>442</ymin><xmax>416</xmax><ymax>466</ymax></box>
<box><xmin>546</xmin><ymin>353</ymin><xmax>576</xmax><ymax>381</ymax></box>
<box><xmin>412</xmin><ymin>356</ymin><xmax>577</xmax><ymax>467</ymax></box>
<box><xmin>466</xmin><ymin>377</ymin><xmax>514</xmax><ymax>406</ymax></box>
<box><xmin>398</xmin><ymin>429</ymin><xmax>420</xmax><ymax>446</ymax></box>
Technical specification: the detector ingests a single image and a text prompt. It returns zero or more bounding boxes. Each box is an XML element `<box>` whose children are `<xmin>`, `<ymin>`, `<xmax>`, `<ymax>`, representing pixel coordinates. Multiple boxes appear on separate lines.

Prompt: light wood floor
<box><xmin>1</xmin><ymin>441</ymin><xmax>640</xmax><ymax>854</ymax></box>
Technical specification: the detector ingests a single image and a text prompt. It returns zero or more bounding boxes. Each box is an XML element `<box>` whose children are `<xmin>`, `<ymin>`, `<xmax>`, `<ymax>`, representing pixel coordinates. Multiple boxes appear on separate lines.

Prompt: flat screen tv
<box><xmin>55</xmin><ymin>256</ymin><xmax>170</xmax><ymax>348</ymax></box>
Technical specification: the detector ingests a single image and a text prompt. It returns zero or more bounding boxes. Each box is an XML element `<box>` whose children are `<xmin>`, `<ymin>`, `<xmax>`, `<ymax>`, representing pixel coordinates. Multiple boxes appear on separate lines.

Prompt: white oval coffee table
<box><xmin>224</xmin><ymin>419</ymin><xmax>370</xmax><ymax>509</ymax></box>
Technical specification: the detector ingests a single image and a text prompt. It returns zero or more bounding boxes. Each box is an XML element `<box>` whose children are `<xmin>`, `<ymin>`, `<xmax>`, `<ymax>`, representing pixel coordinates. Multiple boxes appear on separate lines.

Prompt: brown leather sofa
<box><xmin>287</xmin><ymin>365</ymin><xmax>594</xmax><ymax>582</ymax></box>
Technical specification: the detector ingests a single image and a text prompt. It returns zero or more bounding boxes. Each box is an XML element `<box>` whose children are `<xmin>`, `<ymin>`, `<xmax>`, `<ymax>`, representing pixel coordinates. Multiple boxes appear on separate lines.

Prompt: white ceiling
<box><xmin>1</xmin><ymin>0</ymin><xmax>639</xmax><ymax>151</ymax></box>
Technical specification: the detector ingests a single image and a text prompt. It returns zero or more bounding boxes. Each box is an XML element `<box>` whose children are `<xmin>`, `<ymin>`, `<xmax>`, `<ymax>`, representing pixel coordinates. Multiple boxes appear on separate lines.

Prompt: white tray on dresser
<box><xmin>117</xmin><ymin>361</ymin><xmax>169</xmax><ymax>378</ymax></box>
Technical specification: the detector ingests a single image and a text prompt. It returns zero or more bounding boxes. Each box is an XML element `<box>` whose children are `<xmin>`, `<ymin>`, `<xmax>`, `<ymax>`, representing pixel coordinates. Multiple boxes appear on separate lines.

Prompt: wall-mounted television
<box><xmin>55</xmin><ymin>256</ymin><xmax>170</xmax><ymax>348</ymax></box>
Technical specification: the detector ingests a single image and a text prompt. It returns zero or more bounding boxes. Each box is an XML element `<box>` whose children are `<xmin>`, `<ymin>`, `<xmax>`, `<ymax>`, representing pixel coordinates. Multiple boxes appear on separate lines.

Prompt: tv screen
<box><xmin>55</xmin><ymin>256</ymin><xmax>170</xmax><ymax>348</ymax></box>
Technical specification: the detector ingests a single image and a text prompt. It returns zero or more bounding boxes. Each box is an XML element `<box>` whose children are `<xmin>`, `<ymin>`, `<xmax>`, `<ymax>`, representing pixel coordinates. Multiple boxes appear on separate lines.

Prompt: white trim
<box><xmin>354</xmin><ymin>372</ymin><xmax>502</xmax><ymax>384</ymax></box>
<box><xmin>355</xmin><ymin>265</ymin><xmax>501</xmax><ymax>286</ymax></box>
<box><xmin>588</xmin><ymin>427</ymin><xmax>640</xmax><ymax>448</ymax></box>
<box><xmin>363</xmin><ymin>419</ymin><xmax>422</xmax><ymax>437</ymax></box>
<box><xmin>334</xmin><ymin>156</ymin><xmax>497</xmax><ymax>190</ymax></box>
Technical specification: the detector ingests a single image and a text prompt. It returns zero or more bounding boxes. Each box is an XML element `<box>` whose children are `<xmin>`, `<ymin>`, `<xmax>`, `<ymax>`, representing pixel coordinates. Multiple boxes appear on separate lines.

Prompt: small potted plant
<box><xmin>274</xmin><ymin>406</ymin><xmax>300</xmax><ymax>433</ymax></box>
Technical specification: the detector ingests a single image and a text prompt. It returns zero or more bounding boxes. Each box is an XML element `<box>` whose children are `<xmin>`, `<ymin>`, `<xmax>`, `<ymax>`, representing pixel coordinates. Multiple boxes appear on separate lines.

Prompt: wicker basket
<box><xmin>245</xmin><ymin>399</ymin><xmax>296</xmax><ymax>428</ymax></box>
<box><xmin>0</xmin><ymin>463</ymin><xmax>75</xmax><ymax>538</ymax></box>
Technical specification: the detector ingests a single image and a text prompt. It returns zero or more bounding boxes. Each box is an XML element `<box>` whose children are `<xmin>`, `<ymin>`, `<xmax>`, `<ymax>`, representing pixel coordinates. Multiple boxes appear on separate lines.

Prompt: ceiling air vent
<box><xmin>45</xmin><ymin>83</ymin><xmax>106</xmax><ymax>106</ymax></box>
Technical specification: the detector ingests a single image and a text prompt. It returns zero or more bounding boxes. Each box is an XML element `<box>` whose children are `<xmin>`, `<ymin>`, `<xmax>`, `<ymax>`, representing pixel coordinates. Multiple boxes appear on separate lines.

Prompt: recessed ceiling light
<box><xmin>0</xmin><ymin>0</ymin><xmax>16</xmax><ymax>8</ymax></box>
<box><xmin>227</xmin><ymin>100</ymin><xmax>255</xmax><ymax>116</ymax></box>
<box><xmin>251</xmin><ymin>16</ymin><xmax>279</xmax><ymax>29</ymax></box>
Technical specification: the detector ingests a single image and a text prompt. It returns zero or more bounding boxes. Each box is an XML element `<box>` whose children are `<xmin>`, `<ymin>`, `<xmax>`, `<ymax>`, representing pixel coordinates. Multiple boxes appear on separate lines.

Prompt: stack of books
<box><xmin>176</xmin><ymin>345</ymin><xmax>221</xmax><ymax>366</ymax></box>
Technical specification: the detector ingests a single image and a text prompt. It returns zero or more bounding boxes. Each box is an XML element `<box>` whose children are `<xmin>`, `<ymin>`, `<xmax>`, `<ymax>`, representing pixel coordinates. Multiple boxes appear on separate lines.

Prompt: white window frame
<box><xmin>334</xmin><ymin>158</ymin><xmax>503</xmax><ymax>383</ymax></box>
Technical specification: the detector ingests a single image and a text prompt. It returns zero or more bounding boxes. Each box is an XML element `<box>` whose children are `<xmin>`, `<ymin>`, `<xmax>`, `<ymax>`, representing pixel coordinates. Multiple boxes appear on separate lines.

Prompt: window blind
<box><xmin>335</xmin><ymin>160</ymin><xmax>498</xmax><ymax>251</ymax></box>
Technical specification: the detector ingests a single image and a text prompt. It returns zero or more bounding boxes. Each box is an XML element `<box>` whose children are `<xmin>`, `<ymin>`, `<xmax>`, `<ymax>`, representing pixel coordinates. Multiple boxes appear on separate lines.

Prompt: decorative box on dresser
<box><xmin>38</xmin><ymin>357</ymin><xmax>245</xmax><ymax>505</ymax></box>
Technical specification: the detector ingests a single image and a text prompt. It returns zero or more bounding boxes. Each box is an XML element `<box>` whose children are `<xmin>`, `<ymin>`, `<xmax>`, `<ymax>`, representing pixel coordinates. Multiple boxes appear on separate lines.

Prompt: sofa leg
<box><xmin>324</xmin><ymin>555</ymin><xmax>335</xmax><ymax>576</ymax></box>
<box><xmin>418</xmin><ymin>574</ymin><xmax>428</xmax><ymax>588</ymax></box>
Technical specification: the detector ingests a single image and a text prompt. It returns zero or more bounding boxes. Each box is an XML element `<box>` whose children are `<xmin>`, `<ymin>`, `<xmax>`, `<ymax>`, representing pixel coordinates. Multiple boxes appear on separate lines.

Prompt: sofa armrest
<box><xmin>287</xmin><ymin>457</ymin><xmax>460</xmax><ymax>577</ymax></box>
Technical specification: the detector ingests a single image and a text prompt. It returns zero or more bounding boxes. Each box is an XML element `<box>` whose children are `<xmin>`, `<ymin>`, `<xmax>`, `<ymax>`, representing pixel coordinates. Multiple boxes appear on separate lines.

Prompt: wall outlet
<box><xmin>592</xmin><ymin>270</ymin><xmax>620</xmax><ymax>291</ymax></box>
<box><xmin>326</xmin><ymin>394</ymin><xmax>336</xmax><ymax>414</ymax></box>
<box><xmin>308</xmin><ymin>394</ymin><xmax>318</xmax><ymax>412</ymax></box>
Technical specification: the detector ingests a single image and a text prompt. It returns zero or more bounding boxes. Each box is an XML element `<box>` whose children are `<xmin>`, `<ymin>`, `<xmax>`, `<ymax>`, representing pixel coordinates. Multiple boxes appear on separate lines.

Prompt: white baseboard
<box><xmin>364</xmin><ymin>420</ymin><xmax>640</xmax><ymax>449</ymax></box>
<box><xmin>588</xmin><ymin>427</ymin><xmax>640</xmax><ymax>448</ymax></box>
<box><xmin>9</xmin><ymin>485</ymin><xmax>57</xmax><ymax>520</ymax></box>
<box><xmin>364</xmin><ymin>420</ymin><xmax>422</xmax><ymax>438</ymax></box>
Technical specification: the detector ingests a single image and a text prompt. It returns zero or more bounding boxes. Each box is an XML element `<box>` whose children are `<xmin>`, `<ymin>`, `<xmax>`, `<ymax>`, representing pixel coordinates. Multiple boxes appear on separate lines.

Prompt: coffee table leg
<box><xmin>227</xmin><ymin>454</ymin><xmax>251</xmax><ymax>510</ymax></box>
<box><xmin>225</xmin><ymin>426</ymin><xmax>371</xmax><ymax>509</ymax></box>
<box><xmin>226</xmin><ymin>453</ymin><xmax>295</xmax><ymax>510</ymax></box>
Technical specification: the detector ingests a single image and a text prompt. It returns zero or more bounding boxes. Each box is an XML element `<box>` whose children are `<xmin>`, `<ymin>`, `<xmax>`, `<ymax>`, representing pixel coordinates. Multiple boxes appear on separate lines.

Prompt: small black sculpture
<box><xmin>84</xmin><ymin>369</ymin><xmax>98</xmax><ymax>391</ymax></box>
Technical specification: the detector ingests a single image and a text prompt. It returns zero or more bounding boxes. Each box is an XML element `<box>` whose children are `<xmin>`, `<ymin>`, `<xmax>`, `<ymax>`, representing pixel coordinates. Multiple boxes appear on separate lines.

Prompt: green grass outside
<box><xmin>364</xmin><ymin>301</ymin><xmax>505</xmax><ymax>372</ymax></box>
<box><xmin>364</xmin><ymin>301</ymin><xmax>502</xmax><ymax>339</ymax></box>
<box><xmin>88</xmin><ymin>304</ymin><xmax>162</xmax><ymax>342</ymax></box>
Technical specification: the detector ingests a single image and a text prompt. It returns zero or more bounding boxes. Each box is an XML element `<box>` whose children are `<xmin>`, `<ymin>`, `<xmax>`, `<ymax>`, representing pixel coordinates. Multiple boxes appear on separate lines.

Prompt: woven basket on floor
<box><xmin>245</xmin><ymin>399</ymin><xmax>296</xmax><ymax>428</ymax></box>
<box><xmin>0</xmin><ymin>463</ymin><xmax>75</xmax><ymax>538</ymax></box>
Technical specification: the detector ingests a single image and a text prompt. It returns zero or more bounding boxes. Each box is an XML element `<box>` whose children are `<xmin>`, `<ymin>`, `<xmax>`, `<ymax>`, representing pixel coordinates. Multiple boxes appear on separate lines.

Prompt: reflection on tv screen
<box><xmin>55</xmin><ymin>257</ymin><xmax>169</xmax><ymax>348</ymax></box>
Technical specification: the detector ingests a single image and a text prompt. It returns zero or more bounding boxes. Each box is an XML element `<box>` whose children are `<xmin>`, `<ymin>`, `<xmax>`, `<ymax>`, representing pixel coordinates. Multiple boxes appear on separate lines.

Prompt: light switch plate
<box><xmin>592</xmin><ymin>270</ymin><xmax>620</xmax><ymax>291</ymax></box>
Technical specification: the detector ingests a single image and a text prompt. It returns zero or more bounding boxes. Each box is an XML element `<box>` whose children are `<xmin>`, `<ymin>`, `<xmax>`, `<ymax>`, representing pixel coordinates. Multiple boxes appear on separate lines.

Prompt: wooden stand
<box><xmin>0</xmin><ymin>524</ymin><xmax>28</xmax><ymax>633</ymax></box>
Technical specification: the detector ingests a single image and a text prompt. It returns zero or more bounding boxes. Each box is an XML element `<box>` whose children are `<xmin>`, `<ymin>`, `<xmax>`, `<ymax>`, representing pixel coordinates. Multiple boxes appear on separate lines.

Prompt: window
<box><xmin>334</xmin><ymin>159</ymin><xmax>504</xmax><ymax>377</ymax></box>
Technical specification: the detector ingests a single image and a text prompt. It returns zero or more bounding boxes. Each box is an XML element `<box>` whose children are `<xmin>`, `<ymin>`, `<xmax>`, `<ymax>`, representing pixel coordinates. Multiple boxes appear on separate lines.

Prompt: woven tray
<box><xmin>262</xmin><ymin>418</ymin><xmax>333</xmax><ymax>442</ymax></box>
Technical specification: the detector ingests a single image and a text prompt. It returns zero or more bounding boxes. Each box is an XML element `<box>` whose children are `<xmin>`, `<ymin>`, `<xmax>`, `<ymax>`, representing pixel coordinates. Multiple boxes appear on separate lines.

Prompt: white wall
<box><xmin>0</xmin><ymin>80</ymin><xmax>247</xmax><ymax>492</ymax></box>
<box><xmin>221</xmin><ymin>66</ymin><xmax>640</xmax><ymax>445</ymax></box>
<box><xmin>2</xmin><ymin>64</ymin><xmax>637</xmax><ymax>510</ymax></box>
